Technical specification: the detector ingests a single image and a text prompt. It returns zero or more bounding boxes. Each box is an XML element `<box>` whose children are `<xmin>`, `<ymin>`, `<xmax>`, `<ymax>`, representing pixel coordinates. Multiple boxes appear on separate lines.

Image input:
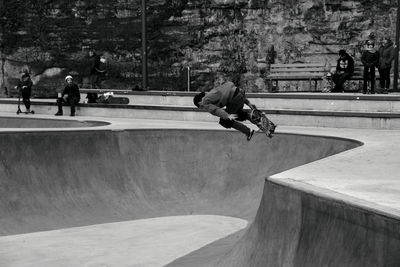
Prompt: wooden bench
<box><xmin>268</xmin><ymin>63</ymin><xmax>380</xmax><ymax>92</ymax></box>
<box><xmin>268</xmin><ymin>63</ymin><xmax>327</xmax><ymax>92</ymax></box>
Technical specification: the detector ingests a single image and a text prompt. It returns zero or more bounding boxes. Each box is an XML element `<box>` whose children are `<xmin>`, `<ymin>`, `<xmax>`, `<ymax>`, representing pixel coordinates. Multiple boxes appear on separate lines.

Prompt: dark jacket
<box><xmin>379</xmin><ymin>41</ymin><xmax>395</xmax><ymax>69</ymax></box>
<box><xmin>361</xmin><ymin>50</ymin><xmax>379</xmax><ymax>67</ymax></box>
<box><xmin>17</xmin><ymin>75</ymin><xmax>33</xmax><ymax>95</ymax></box>
<box><xmin>62</xmin><ymin>83</ymin><xmax>81</xmax><ymax>101</ymax></box>
<box><xmin>199</xmin><ymin>82</ymin><xmax>249</xmax><ymax>120</ymax></box>
<box><xmin>336</xmin><ymin>54</ymin><xmax>354</xmax><ymax>74</ymax></box>
<box><xmin>90</xmin><ymin>53</ymin><xmax>101</xmax><ymax>75</ymax></box>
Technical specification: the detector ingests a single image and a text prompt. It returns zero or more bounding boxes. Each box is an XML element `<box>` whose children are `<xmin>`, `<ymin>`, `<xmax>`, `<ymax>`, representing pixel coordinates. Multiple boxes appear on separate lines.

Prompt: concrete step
<box><xmin>80</xmin><ymin>90</ymin><xmax>400</xmax><ymax>113</ymax></box>
<box><xmin>1</xmin><ymin>99</ymin><xmax>400</xmax><ymax>130</ymax></box>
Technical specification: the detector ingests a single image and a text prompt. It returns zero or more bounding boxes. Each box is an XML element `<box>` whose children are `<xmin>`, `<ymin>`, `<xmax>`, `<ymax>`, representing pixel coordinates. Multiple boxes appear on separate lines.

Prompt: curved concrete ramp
<box><xmin>0</xmin><ymin>129</ymin><xmax>360</xmax><ymax>265</ymax></box>
<box><xmin>216</xmin><ymin>180</ymin><xmax>400</xmax><ymax>267</ymax></box>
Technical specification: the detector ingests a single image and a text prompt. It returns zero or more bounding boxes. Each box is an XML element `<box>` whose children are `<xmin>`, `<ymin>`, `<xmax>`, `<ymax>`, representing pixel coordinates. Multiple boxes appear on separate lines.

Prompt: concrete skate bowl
<box><xmin>1</xmin><ymin>128</ymin><xmax>388</xmax><ymax>267</ymax></box>
<box><xmin>0</xmin><ymin>116</ymin><xmax>109</xmax><ymax>128</ymax></box>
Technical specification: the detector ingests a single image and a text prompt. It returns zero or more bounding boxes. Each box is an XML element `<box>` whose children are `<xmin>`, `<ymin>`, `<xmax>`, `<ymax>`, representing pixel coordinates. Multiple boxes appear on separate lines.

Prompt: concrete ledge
<box><xmin>1</xmin><ymin>99</ymin><xmax>400</xmax><ymax>129</ymax></box>
<box><xmin>79</xmin><ymin>90</ymin><xmax>400</xmax><ymax>113</ymax></box>
<box><xmin>80</xmin><ymin>89</ymin><xmax>400</xmax><ymax>101</ymax></box>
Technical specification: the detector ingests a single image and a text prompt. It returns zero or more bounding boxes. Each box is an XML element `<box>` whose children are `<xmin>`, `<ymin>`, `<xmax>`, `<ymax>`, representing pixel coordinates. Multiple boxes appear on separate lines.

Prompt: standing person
<box><xmin>86</xmin><ymin>50</ymin><xmax>102</xmax><ymax>103</ymax></box>
<box><xmin>378</xmin><ymin>38</ymin><xmax>395</xmax><ymax>94</ymax></box>
<box><xmin>193</xmin><ymin>82</ymin><xmax>259</xmax><ymax>141</ymax></box>
<box><xmin>15</xmin><ymin>71</ymin><xmax>33</xmax><ymax>113</ymax></box>
<box><xmin>361</xmin><ymin>40</ymin><xmax>379</xmax><ymax>94</ymax></box>
<box><xmin>55</xmin><ymin>75</ymin><xmax>80</xmax><ymax>116</ymax></box>
<box><xmin>331</xmin><ymin>49</ymin><xmax>354</xmax><ymax>92</ymax></box>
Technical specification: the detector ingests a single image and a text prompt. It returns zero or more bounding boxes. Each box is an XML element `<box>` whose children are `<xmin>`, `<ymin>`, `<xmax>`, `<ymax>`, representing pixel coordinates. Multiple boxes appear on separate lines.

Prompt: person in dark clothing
<box><xmin>378</xmin><ymin>38</ymin><xmax>395</xmax><ymax>94</ymax></box>
<box><xmin>55</xmin><ymin>75</ymin><xmax>80</xmax><ymax>116</ymax></box>
<box><xmin>193</xmin><ymin>82</ymin><xmax>258</xmax><ymax>141</ymax></box>
<box><xmin>86</xmin><ymin>50</ymin><xmax>103</xmax><ymax>103</ymax></box>
<box><xmin>331</xmin><ymin>49</ymin><xmax>354</xmax><ymax>92</ymax></box>
<box><xmin>15</xmin><ymin>71</ymin><xmax>33</xmax><ymax>113</ymax></box>
<box><xmin>361</xmin><ymin>40</ymin><xmax>380</xmax><ymax>94</ymax></box>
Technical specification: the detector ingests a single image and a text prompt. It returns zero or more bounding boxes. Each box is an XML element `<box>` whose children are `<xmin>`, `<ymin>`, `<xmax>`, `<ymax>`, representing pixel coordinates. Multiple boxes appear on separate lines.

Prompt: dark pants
<box><xmin>363</xmin><ymin>66</ymin><xmax>376</xmax><ymax>93</ymax></box>
<box><xmin>21</xmin><ymin>91</ymin><xmax>31</xmax><ymax>110</ymax></box>
<box><xmin>378</xmin><ymin>68</ymin><xmax>391</xmax><ymax>89</ymax></box>
<box><xmin>332</xmin><ymin>72</ymin><xmax>352</xmax><ymax>92</ymax></box>
<box><xmin>219</xmin><ymin>89</ymin><xmax>251</xmax><ymax>136</ymax></box>
<box><xmin>86</xmin><ymin>73</ymin><xmax>101</xmax><ymax>103</ymax></box>
<box><xmin>57</xmin><ymin>97</ymin><xmax>79</xmax><ymax>115</ymax></box>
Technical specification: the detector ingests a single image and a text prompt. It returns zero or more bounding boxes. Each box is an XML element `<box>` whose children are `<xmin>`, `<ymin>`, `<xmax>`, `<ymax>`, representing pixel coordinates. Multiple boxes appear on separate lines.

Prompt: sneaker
<box><xmin>247</xmin><ymin>129</ymin><xmax>255</xmax><ymax>141</ymax></box>
<box><xmin>55</xmin><ymin>112</ymin><xmax>63</xmax><ymax>116</ymax></box>
<box><xmin>70</xmin><ymin>113</ymin><xmax>75</xmax><ymax>117</ymax></box>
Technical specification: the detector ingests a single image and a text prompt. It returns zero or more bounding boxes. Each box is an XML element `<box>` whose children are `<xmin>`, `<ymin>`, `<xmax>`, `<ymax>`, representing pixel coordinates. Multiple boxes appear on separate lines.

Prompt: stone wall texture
<box><xmin>0</xmin><ymin>0</ymin><xmax>398</xmax><ymax>95</ymax></box>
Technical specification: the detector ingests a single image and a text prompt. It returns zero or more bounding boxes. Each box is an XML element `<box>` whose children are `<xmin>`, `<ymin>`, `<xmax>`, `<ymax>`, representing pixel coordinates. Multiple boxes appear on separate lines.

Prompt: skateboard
<box><xmin>105</xmin><ymin>96</ymin><xmax>129</xmax><ymax>104</ymax></box>
<box><xmin>249</xmin><ymin>108</ymin><xmax>276</xmax><ymax>138</ymax></box>
<box><xmin>96</xmin><ymin>95</ymin><xmax>129</xmax><ymax>104</ymax></box>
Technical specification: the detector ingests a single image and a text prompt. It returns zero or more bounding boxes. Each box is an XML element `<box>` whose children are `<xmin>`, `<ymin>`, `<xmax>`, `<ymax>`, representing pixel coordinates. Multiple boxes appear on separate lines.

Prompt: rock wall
<box><xmin>0</xmin><ymin>0</ymin><xmax>398</xmax><ymax>96</ymax></box>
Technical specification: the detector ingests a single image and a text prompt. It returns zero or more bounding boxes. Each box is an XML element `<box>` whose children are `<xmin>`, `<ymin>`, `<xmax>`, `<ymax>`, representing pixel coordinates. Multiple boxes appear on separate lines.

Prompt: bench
<box><xmin>268</xmin><ymin>63</ymin><xmax>327</xmax><ymax>92</ymax></box>
<box><xmin>268</xmin><ymin>63</ymin><xmax>380</xmax><ymax>92</ymax></box>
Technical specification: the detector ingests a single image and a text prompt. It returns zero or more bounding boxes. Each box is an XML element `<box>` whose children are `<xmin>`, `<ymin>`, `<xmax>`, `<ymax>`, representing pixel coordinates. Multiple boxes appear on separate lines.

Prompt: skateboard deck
<box><xmin>105</xmin><ymin>96</ymin><xmax>129</xmax><ymax>104</ymax></box>
<box><xmin>96</xmin><ymin>95</ymin><xmax>129</xmax><ymax>105</ymax></box>
<box><xmin>249</xmin><ymin>109</ymin><xmax>276</xmax><ymax>138</ymax></box>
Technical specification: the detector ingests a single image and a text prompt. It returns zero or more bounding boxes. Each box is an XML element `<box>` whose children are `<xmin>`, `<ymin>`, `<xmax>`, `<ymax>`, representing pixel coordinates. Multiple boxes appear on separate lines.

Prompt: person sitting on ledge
<box><xmin>55</xmin><ymin>75</ymin><xmax>80</xmax><ymax>116</ymax></box>
<box><xmin>331</xmin><ymin>49</ymin><xmax>354</xmax><ymax>92</ymax></box>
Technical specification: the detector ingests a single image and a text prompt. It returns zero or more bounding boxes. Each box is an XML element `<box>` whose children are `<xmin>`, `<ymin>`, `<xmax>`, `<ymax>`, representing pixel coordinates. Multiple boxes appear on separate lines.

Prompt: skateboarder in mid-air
<box><xmin>193</xmin><ymin>82</ymin><xmax>276</xmax><ymax>140</ymax></box>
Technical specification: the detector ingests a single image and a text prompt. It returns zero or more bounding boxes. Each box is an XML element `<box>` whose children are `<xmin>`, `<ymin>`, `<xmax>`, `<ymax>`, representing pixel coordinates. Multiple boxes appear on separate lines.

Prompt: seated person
<box><xmin>55</xmin><ymin>75</ymin><xmax>80</xmax><ymax>116</ymax></box>
<box><xmin>331</xmin><ymin>49</ymin><xmax>354</xmax><ymax>92</ymax></box>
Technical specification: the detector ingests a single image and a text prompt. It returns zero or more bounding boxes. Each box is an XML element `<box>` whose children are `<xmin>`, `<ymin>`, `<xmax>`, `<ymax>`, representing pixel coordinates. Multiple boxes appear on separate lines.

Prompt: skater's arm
<box><xmin>244</xmin><ymin>97</ymin><xmax>256</xmax><ymax>110</ymax></box>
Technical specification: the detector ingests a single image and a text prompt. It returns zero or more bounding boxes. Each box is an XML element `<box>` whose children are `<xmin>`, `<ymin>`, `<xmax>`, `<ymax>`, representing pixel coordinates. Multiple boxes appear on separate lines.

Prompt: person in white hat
<box><xmin>55</xmin><ymin>75</ymin><xmax>80</xmax><ymax>116</ymax></box>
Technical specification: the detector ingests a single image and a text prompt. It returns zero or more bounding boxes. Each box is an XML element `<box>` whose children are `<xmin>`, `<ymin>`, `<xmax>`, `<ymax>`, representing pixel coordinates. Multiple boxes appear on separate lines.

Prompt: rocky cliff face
<box><xmin>0</xmin><ymin>0</ymin><xmax>398</xmax><ymax>95</ymax></box>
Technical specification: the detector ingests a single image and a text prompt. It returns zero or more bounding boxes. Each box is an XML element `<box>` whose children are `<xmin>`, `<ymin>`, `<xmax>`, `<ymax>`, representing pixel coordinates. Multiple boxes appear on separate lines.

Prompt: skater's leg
<box><xmin>236</xmin><ymin>109</ymin><xmax>250</xmax><ymax>122</ymax></box>
<box><xmin>378</xmin><ymin>68</ymin><xmax>385</xmax><ymax>91</ymax></box>
<box><xmin>22</xmin><ymin>95</ymin><xmax>31</xmax><ymax>112</ymax></box>
<box><xmin>69</xmin><ymin>97</ymin><xmax>77</xmax><ymax>116</ymax></box>
<box><xmin>362</xmin><ymin>67</ymin><xmax>369</xmax><ymax>94</ymax></box>
<box><xmin>370</xmin><ymin>67</ymin><xmax>376</xmax><ymax>94</ymax></box>
<box><xmin>55</xmin><ymin>98</ymin><xmax>63</xmax><ymax>115</ymax></box>
<box><xmin>219</xmin><ymin>118</ymin><xmax>251</xmax><ymax>136</ymax></box>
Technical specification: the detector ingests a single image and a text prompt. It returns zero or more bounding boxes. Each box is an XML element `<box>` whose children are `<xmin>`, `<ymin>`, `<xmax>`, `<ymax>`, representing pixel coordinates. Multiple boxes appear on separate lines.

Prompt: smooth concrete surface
<box><xmin>2</xmin><ymin>99</ymin><xmax>400</xmax><ymax>130</ymax></box>
<box><xmin>0</xmin><ymin>215</ymin><xmax>247</xmax><ymax>267</ymax></box>
<box><xmin>1</xmin><ymin>113</ymin><xmax>400</xmax><ymax>266</ymax></box>
<box><xmin>77</xmin><ymin>91</ymin><xmax>400</xmax><ymax>112</ymax></box>
<box><xmin>0</xmin><ymin>116</ymin><xmax>109</xmax><ymax>128</ymax></box>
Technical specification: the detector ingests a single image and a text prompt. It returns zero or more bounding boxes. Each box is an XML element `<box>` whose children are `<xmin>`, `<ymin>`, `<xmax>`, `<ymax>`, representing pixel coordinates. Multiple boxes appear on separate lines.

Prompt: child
<box><xmin>15</xmin><ymin>71</ymin><xmax>33</xmax><ymax>113</ymax></box>
<box><xmin>361</xmin><ymin>40</ymin><xmax>379</xmax><ymax>94</ymax></box>
<box><xmin>55</xmin><ymin>75</ymin><xmax>81</xmax><ymax>116</ymax></box>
